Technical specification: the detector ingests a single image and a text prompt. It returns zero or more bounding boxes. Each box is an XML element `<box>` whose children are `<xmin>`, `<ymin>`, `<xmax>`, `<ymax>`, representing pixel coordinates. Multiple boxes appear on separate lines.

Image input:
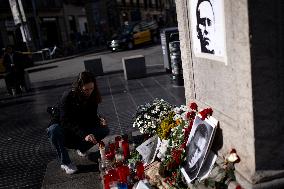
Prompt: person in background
<box><xmin>3</xmin><ymin>45</ymin><xmax>25</xmax><ymax>95</ymax></box>
<box><xmin>47</xmin><ymin>71</ymin><xmax>109</xmax><ymax>174</ymax></box>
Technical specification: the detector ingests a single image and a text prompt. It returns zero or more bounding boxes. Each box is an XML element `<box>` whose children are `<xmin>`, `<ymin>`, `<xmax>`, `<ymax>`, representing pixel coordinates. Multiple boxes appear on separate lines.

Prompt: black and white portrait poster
<box><xmin>188</xmin><ymin>0</ymin><xmax>227</xmax><ymax>63</ymax></box>
<box><xmin>181</xmin><ymin>115</ymin><xmax>218</xmax><ymax>183</ymax></box>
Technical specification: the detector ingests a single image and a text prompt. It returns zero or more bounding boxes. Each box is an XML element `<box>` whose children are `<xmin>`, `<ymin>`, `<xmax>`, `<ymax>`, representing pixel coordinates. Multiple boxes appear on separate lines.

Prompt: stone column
<box><xmin>175</xmin><ymin>0</ymin><xmax>284</xmax><ymax>188</ymax></box>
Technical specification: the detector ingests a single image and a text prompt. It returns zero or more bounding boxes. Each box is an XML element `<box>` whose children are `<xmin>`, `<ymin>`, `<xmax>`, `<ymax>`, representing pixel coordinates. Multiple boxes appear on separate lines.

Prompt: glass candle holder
<box><xmin>103</xmin><ymin>173</ymin><xmax>111</xmax><ymax>189</ymax></box>
<box><xmin>117</xmin><ymin>165</ymin><xmax>130</xmax><ymax>183</ymax></box>
<box><xmin>136</xmin><ymin>161</ymin><xmax>145</xmax><ymax>180</ymax></box>
<box><xmin>122</xmin><ymin>140</ymin><xmax>130</xmax><ymax>159</ymax></box>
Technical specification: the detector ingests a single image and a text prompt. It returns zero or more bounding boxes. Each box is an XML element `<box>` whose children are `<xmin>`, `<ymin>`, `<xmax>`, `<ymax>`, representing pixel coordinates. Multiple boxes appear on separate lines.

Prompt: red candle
<box><xmin>122</xmin><ymin>140</ymin><xmax>130</xmax><ymax>159</ymax></box>
<box><xmin>105</xmin><ymin>150</ymin><xmax>115</xmax><ymax>160</ymax></box>
<box><xmin>117</xmin><ymin>165</ymin><xmax>129</xmax><ymax>183</ymax></box>
<box><xmin>103</xmin><ymin>174</ymin><xmax>111</xmax><ymax>189</ymax></box>
<box><xmin>136</xmin><ymin>161</ymin><xmax>145</xmax><ymax>180</ymax></box>
<box><xmin>108</xmin><ymin>169</ymin><xmax>118</xmax><ymax>182</ymax></box>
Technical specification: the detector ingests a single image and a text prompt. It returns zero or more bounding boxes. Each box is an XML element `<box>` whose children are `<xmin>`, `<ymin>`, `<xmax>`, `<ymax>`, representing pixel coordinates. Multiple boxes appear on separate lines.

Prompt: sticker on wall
<box><xmin>188</xmin><ymin>0</ymin><xmax>227</xmax><ymax>64</ymax></box>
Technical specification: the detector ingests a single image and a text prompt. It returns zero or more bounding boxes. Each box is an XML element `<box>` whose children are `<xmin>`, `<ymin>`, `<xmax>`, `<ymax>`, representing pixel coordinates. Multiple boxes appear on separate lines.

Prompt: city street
<box><xmin>0</xmin><ymin>45</ymin><xmax>186</xmax><ymax>188</ymax></box>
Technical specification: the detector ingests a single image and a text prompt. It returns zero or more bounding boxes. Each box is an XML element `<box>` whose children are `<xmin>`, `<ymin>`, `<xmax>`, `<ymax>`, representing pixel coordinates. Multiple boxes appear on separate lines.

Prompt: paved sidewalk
<box><xmin>41</xmin><ymin>66</ymin><xmax>185</xmax><ymax>189</ymax></box>
<box><xmin>0</xmin><ymin>44</ymin><xmax>185</xmax><ymax>188</ymax></box>
<box><xmin>0</xmin><ymin>65</ymin><xmax>185</xmax><ymax>189</ymax></box>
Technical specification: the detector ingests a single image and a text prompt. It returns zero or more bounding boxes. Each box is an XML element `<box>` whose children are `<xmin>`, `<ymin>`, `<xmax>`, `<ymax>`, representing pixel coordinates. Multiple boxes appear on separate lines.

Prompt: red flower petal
<box><xmin>199</xmin><ymin>108</ymin><xmax>213</xmax><ymax>120</ymax></box>
<box><xmin>206</xmin><ymin>108</ymin><xmax>213</xmax><ymax>116</ymax></box>
<box><xmin>186</xmin><ymin>111</ymin><xmax>196</xmax><ymax>120</ymax></box>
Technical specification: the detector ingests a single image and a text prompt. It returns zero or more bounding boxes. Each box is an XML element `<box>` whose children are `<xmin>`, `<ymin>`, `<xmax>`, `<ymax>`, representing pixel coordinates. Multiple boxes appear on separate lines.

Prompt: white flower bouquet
<box><xmin>133</xmin><ymin>99</ymin><xmax>173</xmax><ymax>135</ymax></box>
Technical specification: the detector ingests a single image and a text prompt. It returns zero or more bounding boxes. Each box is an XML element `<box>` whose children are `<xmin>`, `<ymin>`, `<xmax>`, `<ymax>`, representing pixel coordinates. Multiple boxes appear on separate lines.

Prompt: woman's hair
<box><xmin>72</xmin><ymin>71</ymin><xmax>102</xmax><ymax>103</ymax></box>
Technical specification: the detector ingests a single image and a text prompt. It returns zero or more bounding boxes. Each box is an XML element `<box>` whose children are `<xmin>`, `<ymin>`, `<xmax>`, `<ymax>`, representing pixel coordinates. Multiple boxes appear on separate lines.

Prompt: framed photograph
<box><xmin>188</xmin><ymin>0</ymin><xmax>227</xmax><ymax>63</ymax></box>
<box><xmin>181</xmin><ymin>115</ymin><xmax>218</xmax><ymax>183</ymax></box>
<box><xmin>136</xmin><ymin>135</ymin><xmax>160</xmax><ymax>166</ymax></box>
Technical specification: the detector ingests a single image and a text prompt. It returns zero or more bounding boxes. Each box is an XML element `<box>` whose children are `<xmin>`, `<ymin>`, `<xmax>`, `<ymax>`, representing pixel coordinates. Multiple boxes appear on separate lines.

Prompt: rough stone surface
<box><xmin>176</xmin><ymin>0</ymin><xmax>284</xmax><ymax>188</ymax></box>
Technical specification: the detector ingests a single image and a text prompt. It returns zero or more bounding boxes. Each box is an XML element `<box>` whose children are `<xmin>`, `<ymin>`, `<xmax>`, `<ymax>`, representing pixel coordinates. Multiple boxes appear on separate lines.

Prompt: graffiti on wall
<box><xmin>189</xmin><ymin>0</ymin><xmax>227</xmax><ymax>63</ymax></box>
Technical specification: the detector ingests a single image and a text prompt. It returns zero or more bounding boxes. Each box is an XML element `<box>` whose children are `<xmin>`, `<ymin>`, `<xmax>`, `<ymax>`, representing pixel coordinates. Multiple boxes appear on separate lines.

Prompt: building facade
<box><xmin>85</xmin><ymin>0</ymin><xmax>177</xmax><ymax>41</ymax></box>
<box><xmin>0</xmin><ymin>0</ymin><xmax>88</xmax><ymax>53</ymax></box>
<box><xmin>0</xmin><ymin>0</ymin><xmax>177</xmax><ymax>53</ymax></box>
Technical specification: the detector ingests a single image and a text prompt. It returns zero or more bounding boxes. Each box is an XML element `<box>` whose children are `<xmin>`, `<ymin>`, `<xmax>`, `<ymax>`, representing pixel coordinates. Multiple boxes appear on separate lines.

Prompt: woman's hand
<box><xmin>85</xmin><ymin>134</ymin><xmax>97</xmax><ymax>144</ymax></box>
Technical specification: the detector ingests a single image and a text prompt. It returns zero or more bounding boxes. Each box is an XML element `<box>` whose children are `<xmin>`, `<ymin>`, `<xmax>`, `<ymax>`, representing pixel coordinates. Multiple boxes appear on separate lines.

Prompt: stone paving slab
<box><xmin>0</xmin><ymin>65</ymin><xmax>185</xmax><ymax>188</ymax></box>
<box><xmin>41</xmin><ymin>133</ymin><xmax>145</xmax><ymax>189</ymax></box>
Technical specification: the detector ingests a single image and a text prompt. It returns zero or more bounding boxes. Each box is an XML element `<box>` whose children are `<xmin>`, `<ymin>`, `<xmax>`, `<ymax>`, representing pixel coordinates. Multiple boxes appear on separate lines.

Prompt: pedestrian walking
<box><xmin>3</xmin><ymin>45</ymin><xmax>26</xmax><ymax>95</ymax></box>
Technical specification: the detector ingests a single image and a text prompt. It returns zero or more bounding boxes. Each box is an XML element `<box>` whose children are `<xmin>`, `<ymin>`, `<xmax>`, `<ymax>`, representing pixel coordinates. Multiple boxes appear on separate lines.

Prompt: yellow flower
<box><xmin>157</xmin><ymin>112</ymin><xmax>177</xmax><ymax>139</ymax></box>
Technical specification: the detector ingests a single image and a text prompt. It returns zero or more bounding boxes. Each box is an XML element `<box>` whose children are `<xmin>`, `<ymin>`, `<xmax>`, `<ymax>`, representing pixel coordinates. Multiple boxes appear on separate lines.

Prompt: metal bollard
<box><xmin>169</xmin><ymin>41</ymin><xmax>184</xmax><ymax>86</ymax></box>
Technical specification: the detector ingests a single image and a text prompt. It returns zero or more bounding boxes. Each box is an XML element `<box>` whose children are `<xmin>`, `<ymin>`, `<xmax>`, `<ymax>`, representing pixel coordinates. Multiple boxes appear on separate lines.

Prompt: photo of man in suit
<box><xmin>181</xmin><ymin>115</ymin><xmax>216</xmax><ymax>183</ymax></box>
<box><xmin>183</xmin><ymin>124</ymin><xmax>209</xmax><ymax>181</ymax></box>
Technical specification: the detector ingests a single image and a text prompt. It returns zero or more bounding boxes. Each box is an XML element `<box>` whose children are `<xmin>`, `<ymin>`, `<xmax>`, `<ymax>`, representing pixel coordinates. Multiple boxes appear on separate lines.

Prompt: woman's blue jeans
<box><xmin>47</xmin><ymin>124</ymin><xmax>71</xmax><ymax>165</ymax></box>
<box><xmin>47</xmin><ymin>123</ymin><xmax>110</xmax><ymax>165</ymax></box>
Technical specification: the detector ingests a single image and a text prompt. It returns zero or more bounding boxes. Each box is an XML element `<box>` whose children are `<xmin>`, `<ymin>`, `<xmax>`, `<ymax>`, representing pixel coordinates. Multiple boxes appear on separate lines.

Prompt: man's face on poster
<box><xmin>188</xmin><ymin>134</ymin><xmax>206</xmax><ymax>168</ymax></box>
<box><xmin>196</xmin><ymin>0</ymin><xmax>215</xmax><ymax>54</ymax></box>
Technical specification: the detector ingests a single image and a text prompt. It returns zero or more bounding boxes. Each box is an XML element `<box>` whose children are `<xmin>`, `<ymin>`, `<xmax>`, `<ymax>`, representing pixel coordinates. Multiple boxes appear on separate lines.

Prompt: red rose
<box><xmin>189</xmin><ymin>102</ymin><xmax>198</xmax><ymax>111</ymax></box>
<box><xmin>206</xmin><ymin>108</ymin><xmax>213</xmax><ymax>116</ymax></box>
<box><xmin>186</xmin><ymin>111</ymin><xmax>196</xmax><ymax>119</ymax></box>
<box><xmin>199</xmin><ymin>108</ymin><xmax>213</xmax><ymax>120</ymax></box>
<box><xmin>199</xmin><ymin>109</ymin><xmax>207</xmax><ymax>120</ymax></box>
<box><xmin>188</xmin><ymin>120</ymin><xmax>193</xmax><ymax>132</ymax></box>
<box><xmin>172</xmin><ymin>149</ymin><xmax>183</xmax><ymax>165</ymax></box>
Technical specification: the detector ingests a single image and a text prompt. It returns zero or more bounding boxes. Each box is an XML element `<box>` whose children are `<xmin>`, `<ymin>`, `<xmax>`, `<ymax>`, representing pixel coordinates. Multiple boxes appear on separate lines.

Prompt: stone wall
<box><xmin>248</xmin><ymin>0</ymin><xmax>284</xmax><ymax>186</ymax></box>
<box><xmin>176</xmin><ymin>0</ymin><xmax>284</xmax><ymax>188</ymax></box>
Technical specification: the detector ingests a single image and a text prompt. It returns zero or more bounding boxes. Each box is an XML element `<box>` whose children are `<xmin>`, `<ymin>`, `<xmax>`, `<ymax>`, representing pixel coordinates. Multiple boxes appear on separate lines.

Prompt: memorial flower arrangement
<box><xmin>131</xmin><ymin>100</ymin><xmax>241</xmax><ymax>189</ymax></box>
<box><xmin>198</xmin><ymin>149</ymin><xmax>241</xmax><ymax>189</ymax></box>
<box><xmin>133</xmin><ymin>98</ymin><xmax>173</xmax><ymax>135</ymax></box>
<box><xmin>159</xmin><ymin>103</ymin><xmax>200</xmax><ymax>188</ymax></box>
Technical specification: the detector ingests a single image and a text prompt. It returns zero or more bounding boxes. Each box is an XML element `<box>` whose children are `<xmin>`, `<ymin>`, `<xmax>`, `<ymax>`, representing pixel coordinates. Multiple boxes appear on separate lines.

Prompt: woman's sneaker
<box><xmin>76</xmin><ymin>149</ymin><xmax>89</xmax><ymax>157</ymax></box>
<box><xmin>60</xmin><ymin>163</ymin><xmax>78</xmax><ymax>174</ymax></box>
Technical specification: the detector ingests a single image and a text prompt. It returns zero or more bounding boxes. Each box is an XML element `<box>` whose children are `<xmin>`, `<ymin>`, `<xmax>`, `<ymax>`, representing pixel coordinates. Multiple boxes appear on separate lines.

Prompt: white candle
<box><xmin>99</xmin><ymin>147</ymin><xmax>106</xmax><ymax>161</ymax></box>
<box><xmin>119</xmin><ymin>140</ymin><xmax>123</xmax><ymax>149</ymax></box>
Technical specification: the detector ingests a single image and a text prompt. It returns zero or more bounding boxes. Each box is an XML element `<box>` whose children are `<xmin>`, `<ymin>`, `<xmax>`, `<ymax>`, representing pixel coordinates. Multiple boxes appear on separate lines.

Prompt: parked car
<box><xmin>107</xmin><ymin>21</ymin><xmax>159</xmax><ymax>51</ymax></box>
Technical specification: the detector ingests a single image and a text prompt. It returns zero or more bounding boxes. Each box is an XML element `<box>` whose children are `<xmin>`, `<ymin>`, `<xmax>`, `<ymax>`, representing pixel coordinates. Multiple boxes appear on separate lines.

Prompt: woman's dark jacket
<box><xmin>58</xmin><ymin>90</ymin><xmax>101</xmax><ymax>145</ymax></box>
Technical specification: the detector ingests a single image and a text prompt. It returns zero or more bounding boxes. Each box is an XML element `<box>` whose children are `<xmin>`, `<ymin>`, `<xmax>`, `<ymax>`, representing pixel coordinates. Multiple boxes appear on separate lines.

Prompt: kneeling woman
<box><xmin>47</xmin><ymin>71</ymin><xmax>109</xmax><ymax>174</ymax></box>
